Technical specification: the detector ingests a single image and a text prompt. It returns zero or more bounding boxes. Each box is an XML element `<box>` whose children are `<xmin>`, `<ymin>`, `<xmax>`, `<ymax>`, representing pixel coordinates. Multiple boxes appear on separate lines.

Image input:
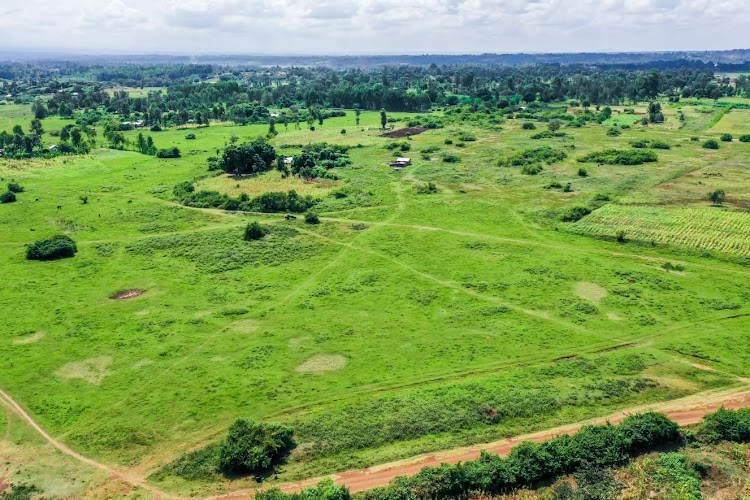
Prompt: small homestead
<box><xmin>388</xmin><ymin>157</ymin><xmax>411</xmax><ymax>170</ymax></box>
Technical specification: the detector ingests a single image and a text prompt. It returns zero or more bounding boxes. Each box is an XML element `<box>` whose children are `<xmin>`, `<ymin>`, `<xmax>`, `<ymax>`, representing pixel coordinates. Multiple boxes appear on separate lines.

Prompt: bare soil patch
<box><xmin>56</xmin><ymin>356</ymin><xmax>113</xmax><ymax>385</ymax></box>
<box><xmin>12</xmin><ymin>331</ymin><xmax>45</xmax><ymax>345</ymax></box>
<box><xmin>380</xmin><ymin>127</ymin><xmax>427</xmax><ymax>138</ymax></box>
<box><xmin>692</xmin><ymin>363</ymin><xmax>716</xmax><ymax>372</ymax></box>
<box><xmin>132</xmin><ymin>359</ymin><xmax>153</xmax><ymax>369</ymax></box>
<box><xmin>607</xmin><ymin>313</ymin><xmax>622</xmax><ymax>321</ymax></box>
<box><xmin>109</xmin><ymin>289</ymin><xmax>146</xmax><ymax>300</ymax></box>
<box><xmin>231</xmin><ymin>319</ymin><xmax>259</xmax><ymax>333</ymax></box>
<box><xmin>296</xmin><ymin>354</ymin><xmax>347</xmax><ymax>374</ymax></box>
<box><xmin>574</xmin><ymin>282</ymin><xmax>608</xmax><ymax>303</ymax></box>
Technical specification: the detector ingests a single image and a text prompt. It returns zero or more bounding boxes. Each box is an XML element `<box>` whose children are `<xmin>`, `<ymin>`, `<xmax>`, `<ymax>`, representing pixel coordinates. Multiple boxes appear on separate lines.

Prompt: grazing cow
<box><xmin>99</xmin><ymin>214</ymin><xmax>101</xmax><ymax>218</ymax></box>
<box><xmin>35</xmin><ymin>198</ymin><xmax>39</xmax><ymax>202</ymax></box>
<box><xmin>57</xmin><ymin>205</ymin><xmax>62</xmax><ymax>210</ymax></box>
<box><xmin>284</xmin><ymin>214</ymin><xmax>297</xmax><ymax>220</ymax></box>
<box><xmin>30</xmin><ymin>228</ymin><xmax>34</xmax><ymax>231</ymax></box>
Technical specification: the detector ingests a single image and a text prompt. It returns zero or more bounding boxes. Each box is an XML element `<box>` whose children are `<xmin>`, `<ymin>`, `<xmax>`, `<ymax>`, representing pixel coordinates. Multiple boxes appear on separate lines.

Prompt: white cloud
<box><xmin>1</xmin><ymin>0</ymin><xmax>748</xmax><ymax>54</ymax></box>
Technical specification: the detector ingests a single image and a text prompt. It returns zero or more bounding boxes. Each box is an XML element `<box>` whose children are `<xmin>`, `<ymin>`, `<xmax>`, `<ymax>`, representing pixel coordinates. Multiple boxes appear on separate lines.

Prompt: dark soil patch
<box><xmin>109</xmin><ymin>289</ymin><xmax>146</xmax><ymax>300</ymax></box>
<box><xmin>380</xmin><ymin>127</ymin><xmax>427</xmax><ymax>138</ymax></box>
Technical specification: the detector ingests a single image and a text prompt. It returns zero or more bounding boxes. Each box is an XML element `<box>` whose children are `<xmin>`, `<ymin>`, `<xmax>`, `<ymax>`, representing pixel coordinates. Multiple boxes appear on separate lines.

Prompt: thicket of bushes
<box><xmin>173</xmin><ymin>182</ymin><xmax>319</xmax><ymax>213</ymax></box>
<box><xmin>499</xmin><ymin>146</ymin><xmax>567</xmax><ymax>168</ymax></box>
<box><xmin>219</xmin><ymin>420</ymin><xmax>294</xmax><ymax>474</ymax></box>
<box><xmin>26</xmin><ymin>234</ymin><xmax>77</xmax><ymax>260</ymax></box>
<box><xmin>259</xmin><ymin>407</ymin><xmax>750</xmax><ymax>500</ymax></box>
<box><xmin>578</xmin><ymin>149</ymin><xmax>658</xmax><ymax>165</ymax></box>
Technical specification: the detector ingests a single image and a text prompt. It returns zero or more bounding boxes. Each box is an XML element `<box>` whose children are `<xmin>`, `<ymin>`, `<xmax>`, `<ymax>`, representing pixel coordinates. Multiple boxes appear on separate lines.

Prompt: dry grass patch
<box><xmin>230</xmin><ymin>319</ymin><xmax>259</xmax><ymax>333</ymax></box>
<box><xmin>574</xmin><ymin>282</ymin><xmax>608</xmax><ymax>303</ymax></box>
<box><xmin>133</xmin><ymin>359</ymin><xmax>153</xmax><ymax>369</ymax></box>
<box><xmin>296</xmin><ymin>354</ymin><xmax>347</xmax><ymax>374</ymax></box>
<box><xmin>195</xmin><ymin>170</ymin><xmax>338</xmax><ymax>198</ymax></box>
<box><xmin>607</xmin><ymin>313</ymin><xmax>623</xmax><ymax>321</ymax></box>
<box><xmin>12</xmin><ymin>331</ymin><xmax>45</xmax><ymax>345</ymax></box>
<box><xmin>56</xmin><ymin>356</ymin><xmax>113</xmax><ymax>385</ymax></box>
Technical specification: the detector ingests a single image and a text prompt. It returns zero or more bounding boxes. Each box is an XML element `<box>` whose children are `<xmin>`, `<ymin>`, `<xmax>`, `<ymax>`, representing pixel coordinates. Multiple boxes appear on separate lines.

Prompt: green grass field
<box><xmin>1</xmin><ymin>104</ymin><xmax>750</xmax><ymax>497</ymax></box>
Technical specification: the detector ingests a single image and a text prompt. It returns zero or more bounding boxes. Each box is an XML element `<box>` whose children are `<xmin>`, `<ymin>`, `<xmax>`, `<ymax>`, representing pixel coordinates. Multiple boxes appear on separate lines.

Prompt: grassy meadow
<box><xmin>1</xmin><ymin>102</ymin><xmax>750</xmax><ymax>497</ymax></box>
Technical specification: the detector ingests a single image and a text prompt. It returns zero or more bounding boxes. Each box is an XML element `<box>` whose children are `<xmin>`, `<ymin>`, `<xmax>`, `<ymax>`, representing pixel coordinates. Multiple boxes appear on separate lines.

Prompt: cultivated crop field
<box><xmin>572</xmin><ymin>205</ymin><xmax>750</xmax><ymax>256</ymax></box>
<box><xmin>1</xmin><ymin>97</ymin><xmax>750</xmax><ymax>498</ymax></box>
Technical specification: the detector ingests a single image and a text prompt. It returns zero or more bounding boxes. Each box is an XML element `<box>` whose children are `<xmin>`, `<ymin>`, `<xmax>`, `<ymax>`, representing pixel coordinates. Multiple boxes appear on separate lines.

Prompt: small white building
<box><xmin>283</xmin><ymin>156</ymin><xmax>294</xmax><ymax>165</ymax></box>
<box><xmin>388</xmin><ymin>157</ymin><xmax>412</xmax><ymax>169</ymax></box>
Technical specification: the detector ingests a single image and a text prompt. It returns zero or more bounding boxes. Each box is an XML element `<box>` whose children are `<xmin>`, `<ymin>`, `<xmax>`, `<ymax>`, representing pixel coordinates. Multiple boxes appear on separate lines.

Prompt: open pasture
<box><xmin>1</xmin><ymin>101</ymin><xmax>750</xmax><ymax>497</ymax></box>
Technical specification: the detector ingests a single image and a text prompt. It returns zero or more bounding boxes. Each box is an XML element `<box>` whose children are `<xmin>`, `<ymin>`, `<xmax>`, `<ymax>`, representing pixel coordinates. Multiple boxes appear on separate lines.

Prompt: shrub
<box><xmin>444</xmin><ymin>139</ymin><xmax>453</xmax><ymax>145</ymax></box>
<box><xmin>720</xmin><ymin>133</ymin><xmax>733</xmax><ymax>142</ymax></box>
<box><xmin>740</xmin><ymin>135</ymin><xmax>750</xmax><ymax>142</ymax></box>
<box><xmin>150</xmin><ymin>125</ymin><xmax>162</xmax><ymax>132</ymax></box>
<box><xmin>707</xmin><ymin>189</ymin><xmax>726</xmax><ymax>205</ymax></box>
<box><xmin>7</xmin><ymin>182</ymin><xmax>24</xmax><ymax>193</ymax></box>
<box><xmin>156</xmin><ymin>147</ymin><xmax>181</xmax><ymax>158</ymax></box>
<box><xmin>218</xmin><ymin>419</ymin><xmax>294</xmax><ymax>474</ymax></box>
<box><xmin>79</xmin><ymin>195</ymin><xmax>88</xmax><ymax>204</ymax></box>
<box><xmin>578</xmin><ymin>149</ymin><xmax>657</xmax><ymax>165</ymax></box>
<box><xmin>501</xmin><ymin>146</ymin><xmax>567</xmax><ymax>167</ymax></box>
<box><xmin>650</xmin><ymin>140</ymin><xmax>671</xmax><ymax>150</ymax></box>
<box><xmin>442</xmin><ymin>154</ymin><xmax>460</xmax><ymax>163</ymax></box>
<box><xmin>577</xmin><ymin>168</ymin><xmax>588</xmax><ymax>177</ymax></box>
<box><xmin>531</xmin><ymin>131</ymin><xmax>566</xmax><ymax>139</ymax></box>
<box><xmin>703</xmin><ymin>139</ymin><xmax>719</xmax><ymax>149</ymax></box>
<box><xmin>185</xmin><ymin>133</ymin><xmax>196</xmax><ymax>140</ymax></box>
<box><xmin>305</xmin><ymin>212</ymin><xmax>320</xmax><ymax>224</ymax></box>
<box><xmin>522</xmin><ymin>122</ymin><xmax>536</xmax><ymax>130</ymax></box>
<box><xmin>560</xmin><ymin>206</ymin><xmax>591</xmax><ymax>222</ymax></box>
<box><xmin>244</xmin><ymin>221</ymin><xmax>268</xmax><ymax>241</ymax></box>
<box><xmin>521</xmin><ymin>164</ymin><xmax>543</xmax><ymax>175</ymax></box>
<box><xmin>616</xmin><ymin>230</ymin><xmax>627</xmax><ymax>243</ymax></box>
<box><xmin>698</xmin><ymin>407</ymin><xmax>750</xmax><ymax>443</ymax></box>
<box><xmin>1</xmin><ymin>191</ymin><xmax>16</xmax><ymax>203</ymax></box>
<box><xmin>457</xmin><ymin>132</ymin><xmax>477</xmax><ymax>141</ymax></box>
<box><xmin>340</xmin><ymin>129</ymin><xmax>346</xmax><ymax>134</ymax></box>
<box><xmin>415</xmin><ymin>182</ymin><xmax>439</xmax><ymax>194</ymax></box>
<box><xmin>26</xmin><ymin>234</ymin><xmax>77</xmax><ymax>261</ymax></box>
<box><xmin>606</xmin><ymin>128</ymin><xmax>621</xmax><ymax>136</ymax></box>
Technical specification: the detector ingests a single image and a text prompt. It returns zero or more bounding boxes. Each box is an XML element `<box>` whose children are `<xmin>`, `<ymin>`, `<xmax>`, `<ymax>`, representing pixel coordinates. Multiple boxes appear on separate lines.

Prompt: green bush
<box><xmin>415</xmin><ymin>182</ymin><xmax>439</xmax><ymax>194</ymax></box>
<box><xmin>442</xmin><ymin>154</ymin><xmax>460</xmax><ymax>163</ymax></box>
<box><xmin>521</xmin><ymin>122</ymin><xmax>536</xmax><ymax>130</ymax></box>
<box><xmin>501</xmin><ymin>146</ymin><xmax>567</xmax><ymax>167</ymax></box>
<box><xmin>739</xmin><ymin>135</ymin><xmax>750</xmax><ymax>142</ymax></box>
<box><xmin>703</xmin><ymin>139</ymin><xmax>719</xmax><ymax>149</ymax></box>
<box><xmin>444</xmin><ymin>139</ymin><xmax>453</xmax><ymax>145</ymax></box>
<box><xmin>244</xmin><ymin>221</ymin><xmax>268</xmax><ymax>241</ymax></box>
<box><xmin>457</xmin><ymin>132</ymin><xmax>477</xmax><ymax>141</ymax></box>
<box><xmin>1</xmin><ymin>191</ymin><xmax>16</xmax><ymax>203</ymax></box>
<box><xmin>218</xmin><ymin>419</ymin><xmax>294</xmax><ymax>474</ymax></box>
<box><xmin>256</xmin><ymin>479</ymin><xmax>349</xmax><ymax>500</ymax></box>
<box><xmin>185</xmin><ymin>133</ymin><xmax>196</xmax><ymax>140</ymax></box>
<box><xmin>26</xmin><ymin>234</ymin><xmax>77</xmax><ymax>261</ymax></box>
<box><xmin>521</xmin><ymin>164</ymin><xmax>543</xmax><ymax>175</ymax></box>
<box><xmin>305</xmin><ymin>212</ymin><xmax>320</xmax><ymax>224</ymax></box>
<box><xmin>578</xmin><ymin>149</ymin><xmax>658</xmax><ymax>165</ymax></box>
<box><xmin>7</xmin><ymin>182</ymin><xmax>24</xmax><ymax>193</ymax></box>
<box><xmin>156</xmin><ymin>147</ymin><xmax>181</xmax><ymax>158</ymax></box>
<box><xmin>698</xmin><ymin>407</ymin><xmax>750</xmax><ymax>443</ymax></box>
<box><xmin>720</xmin><ymin>133</ymin><xmax>733</xmax><ymax>142</ymax></box>
<box><xmin>577</xmin><ymin>168</ymin><xmax>588</xmax><ymax>177</ymax></box>
<box><xmin>606</xmin><ymin>128</ymin><xmax>621</xmax><ymax>136</ymax></box>
<box><xmin>560</xmin><ymin>206</ymin><xmax>591</xmax><ymax>222</ymax></box>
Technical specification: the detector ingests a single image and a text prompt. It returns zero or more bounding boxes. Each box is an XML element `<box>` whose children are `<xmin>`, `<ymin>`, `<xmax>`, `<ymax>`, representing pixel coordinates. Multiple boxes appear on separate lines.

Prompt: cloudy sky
<box><xmin>1</xmin><ymin>0</ymin><xmax>746</xmax><ymax>55</ymax></box>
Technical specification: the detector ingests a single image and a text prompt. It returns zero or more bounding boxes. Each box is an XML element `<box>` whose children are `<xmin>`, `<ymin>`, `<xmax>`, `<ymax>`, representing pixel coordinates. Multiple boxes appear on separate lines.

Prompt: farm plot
<box><xmin>572</xmin><ymin>204</ymin><xmax>750</xmax><ymax>257</ymax></box>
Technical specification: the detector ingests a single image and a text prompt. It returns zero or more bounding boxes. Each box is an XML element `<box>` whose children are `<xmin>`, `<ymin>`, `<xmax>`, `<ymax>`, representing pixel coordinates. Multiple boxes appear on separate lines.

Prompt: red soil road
<box><xmin>215</xmin><ymin>387</ymin><xmax>750</xmax><ymax>499</ymax></box>
<box><xmin>1</xmin><ymin>385</ymin><xmax>750</xmax><ymax>499</ymax></box>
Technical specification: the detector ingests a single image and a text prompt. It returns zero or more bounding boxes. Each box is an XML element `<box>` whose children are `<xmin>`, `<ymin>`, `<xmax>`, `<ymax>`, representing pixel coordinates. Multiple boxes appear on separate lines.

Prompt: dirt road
<box><xmin>2</xmin><ymin>386</ymin><xmax>750</xmax><ymax>499</ymax></box>
<box><xmin>215</xmin><ymin>387</ymin><xmax>750</xmax><ymax>499</ymax></box>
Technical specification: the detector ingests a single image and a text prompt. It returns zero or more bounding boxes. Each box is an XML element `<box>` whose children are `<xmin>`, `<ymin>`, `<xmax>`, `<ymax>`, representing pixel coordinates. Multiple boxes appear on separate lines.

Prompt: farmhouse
<box><xmin>283</xmin><ymin>156</ymin><xmax>293</xmax><ymax>165</ymax></box>
<box><xmin>388</xmin><ymin>157</ymin><xmax>411</xmax><ymax>169</ymax></box>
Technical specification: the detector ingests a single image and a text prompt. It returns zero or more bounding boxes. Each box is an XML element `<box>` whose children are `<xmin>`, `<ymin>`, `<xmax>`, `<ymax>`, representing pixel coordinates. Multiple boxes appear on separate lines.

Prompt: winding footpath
<box><xmin>2</xmin><ymin>386</ymin><xmax>750</xmax><ymax>499</ymax></box>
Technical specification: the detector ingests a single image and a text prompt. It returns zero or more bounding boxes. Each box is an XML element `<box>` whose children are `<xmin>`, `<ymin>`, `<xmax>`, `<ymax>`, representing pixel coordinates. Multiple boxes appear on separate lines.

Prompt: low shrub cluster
<box><xmin>499</xmin><ymin>146</ymin><xmax>568</xmax><ymax>167</ymax></box>
<box><xmin>697</xmin><ymin>407</ymin><xmax>750</xmax><ymax>443</ymax></box>
<box><xmin>219</xmin><ymin>420</ymin><xmax>294</xmax><ymax>474</ymax></box>
<box><xmin>531</xmin><ymin>131</ymin><xmax>566</xmax><ymax>140</ymax></box>
<box><xmin>173</xmin><ymin>182</ymin><xmax>319</xmax><ymax>213</ymax></box>
<box><xmin>560</xmin><ymin>206</ymin><xmax>591</xmax><ymax>222</ymax></box>
<box><xmin>631</xmin><ymin>139</ymin><xmax>670</xmax><ymax>150</ymax></box>
<box><xmin>156</xmin><ymin>147</ymin><xmax>181</xmax><ymax>158</ymax></box>
<box><xmin>578</xmin><ymin>149</ymin><xmax>658</xmax><ymax>165</ymax></box>
<box><xmin>26</xmin><ymin>234</ymin><xmax>78</xmax><ymax>260</ymax></box>
<box><xmin>244</xmin><ymin>221</ymin><xmax>268</xmax><ymax>241</ymax></box>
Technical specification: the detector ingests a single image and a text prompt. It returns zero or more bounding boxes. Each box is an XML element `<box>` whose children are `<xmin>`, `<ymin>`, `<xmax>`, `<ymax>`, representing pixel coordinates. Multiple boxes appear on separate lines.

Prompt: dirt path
<box><xmin>0</xmin><ymin>388</ymin><xmax>183</xmax><ymax>500</ymax></box>
<box><xmin>215</xmin><ymin>386</ymin><xmax>750</xmax><ymax>499</ymax></box>
<box><xmin>2</xmin><ymin>384</ymin><xmax>750</xmax><ymax>499</ymax></box>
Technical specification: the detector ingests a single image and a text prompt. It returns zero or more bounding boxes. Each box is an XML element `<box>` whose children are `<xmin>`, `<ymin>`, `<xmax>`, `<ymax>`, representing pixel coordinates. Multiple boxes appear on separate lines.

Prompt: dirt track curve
<box><xmin>2</xmin><ymin>386</ymin><xmax>750</xmax><ymax>499</ymax></box>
